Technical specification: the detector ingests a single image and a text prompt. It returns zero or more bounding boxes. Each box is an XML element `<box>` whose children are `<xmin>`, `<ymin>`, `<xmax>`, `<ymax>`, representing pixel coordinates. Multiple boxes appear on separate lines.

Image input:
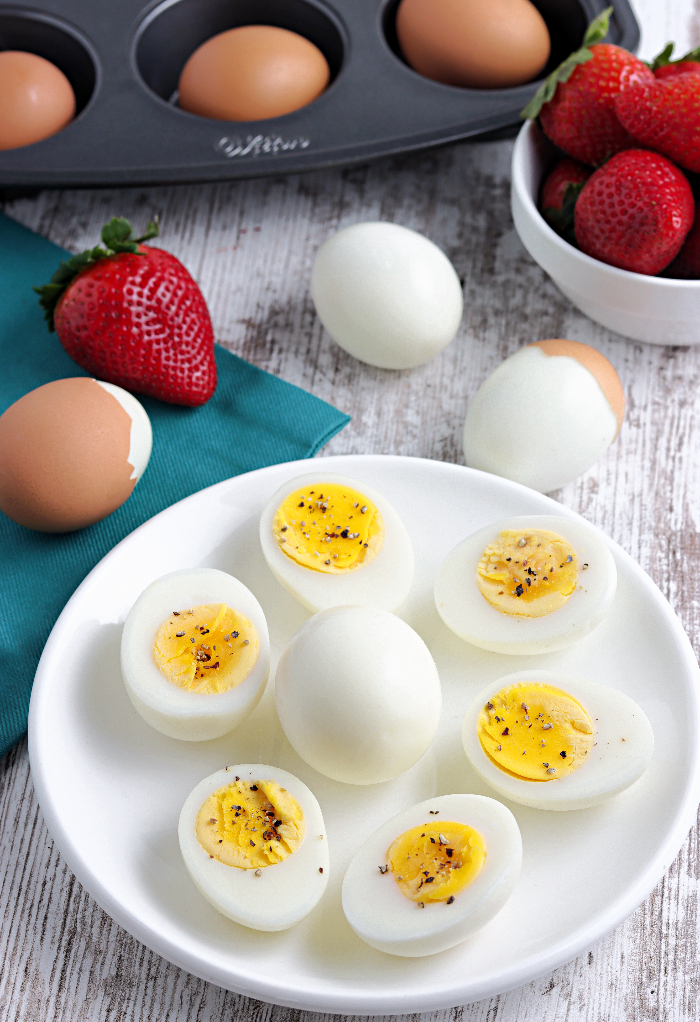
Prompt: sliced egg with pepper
<box><xmin>259</xmin><ymin>472</ymin><xmax>414</xmax><ymax>612</ymax></box>
<box><xmin>342</xmin><ymin>793</ymin><xmax>521</xmax><ymax>956</ymax></box>
<box><xmin>179</xmin><ymin>764</ymin><xmax>329</xmax><ymax>931</ymax></box>
<box><xmin>121</xmin><ymin>568</ymin><xmax>270</xmax><ymax>741</ymax></box>
<box><xmin>434</xmin><ymin>514</ymin><xmax>616</xmax><ymax>655</ymax></box>
<box><xmin>462</xmin><ymin>671</ymin><xmax>654</xmax><ymax>810</ymax></box>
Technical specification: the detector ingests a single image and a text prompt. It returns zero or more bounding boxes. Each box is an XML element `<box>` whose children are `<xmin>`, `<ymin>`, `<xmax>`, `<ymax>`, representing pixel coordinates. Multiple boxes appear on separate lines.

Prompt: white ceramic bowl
<box><xmin>511</xmin><ymin>119</ymin><xmax>700</xmax><ymax>345</ymax></box>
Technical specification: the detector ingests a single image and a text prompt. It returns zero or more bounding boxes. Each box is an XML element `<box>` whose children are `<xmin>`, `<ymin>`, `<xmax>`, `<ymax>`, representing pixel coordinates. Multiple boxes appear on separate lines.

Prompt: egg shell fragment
<box><xmin>434</xmin><ymin>514</ymin><xmax>617</xmax><ymax>655</ymax></box>
<box><xmin>275</xmin><ymin>606</ymin><xmax>441</xmax><ymax>785</ymax></box>
<box><xmin>121</xmin><ymin>568</ymin><xmax>270</xmax><ymax>741</ymax></box>
<box><xmin>259</xmin><ymin>472</ymin><xmax>414</xmax><ymax>613</ymax></box>
<box><xmin>462</xmin><ymin>671</ymin><xmax>654</xmax><ymax>810</ymax></box>
<box><xmin>342</xmin><ymin>794</ymin><xmax>522</xmax><ymax>957</ymax></box>
<box><xmin>179</xmin><ymin>765</ymin><xmax>329</xmax><ymax>931</ymax></box>
<box><xmin>463</xmin><ymin>341</ymin><xmax>624</xmax><ymax>493</ymax></box>
<box><xmin>311</xmin><ymin>222</ymin><xmax>463</xmax><ymax>369</ymax></box>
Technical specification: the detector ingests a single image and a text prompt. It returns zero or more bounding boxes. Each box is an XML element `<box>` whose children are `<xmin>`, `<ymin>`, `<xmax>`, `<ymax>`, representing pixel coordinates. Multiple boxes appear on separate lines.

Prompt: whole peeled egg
<box><xmin>0</xmin><ymin>378</ymin><xmax>152</xmax><ymax>532</ymax></box>
<box><xmin>311</xmin><ymin>222</ymin><xmax>463</xmax><ymax>369</ymax></box>
<box><xmin>463</xmin><ymin>340</ymin><xmax>625</xmax><ymax>493</ymax></box>
<box><xmin>275</xmin><ymin>606</ymin><xmax>441</xmax><ymax>785</ymax></box>
<box><xmin>178</xmin><ymin>25</ymin><xmax>330</xmax><ymax>122</ymax></box>
<box><xmin>395</xmin><ymin>0</ymin><xmax>550</xmax><ymax>89</ymax></box>
<box><xmin>0</xmin><ymin>51</ymin><xmax>76</xmax><ymax>151</ymax></box>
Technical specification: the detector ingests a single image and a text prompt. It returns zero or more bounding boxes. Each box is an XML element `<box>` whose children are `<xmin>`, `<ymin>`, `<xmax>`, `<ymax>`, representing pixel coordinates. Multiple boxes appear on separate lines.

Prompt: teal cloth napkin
<box><xmin>0</xmin><ymin>213</ymin><xmax>350</xmax><ymax>758</ymax></box>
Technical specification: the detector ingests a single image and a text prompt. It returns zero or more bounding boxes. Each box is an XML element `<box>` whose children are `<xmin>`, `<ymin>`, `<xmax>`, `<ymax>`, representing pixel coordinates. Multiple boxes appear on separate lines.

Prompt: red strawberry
<box><xmin>539</xmin><ymin>157</ymin><xmax>591</xmax><ymax>244</ymax></box>
<box><xmin>522</xmin><ymin>9</ymin><xmax>654</xmax><ymax>167</ymax></box>
<box><xmin>615</xmin><ymin>74</ymin><xmax>700</xmax><ymax>174</ymax></box>
<box><xmin>649</xmin><ymin>42</ymin><xmax>700</xmax><ymax>80</ymax></box>
<box><xmin>664</xmin><ymin>204</ymin><xmax>700</xmax><ymax>278</ymax></box>
<box><xmin>574</xmin><ymin>150</ymin><xmax>694</xmax><ymax>275</ymax></box>
<box><xmin>35</xmin><ymin>218</ymin><xmax>217</xmax><ymax>407</ymax></box>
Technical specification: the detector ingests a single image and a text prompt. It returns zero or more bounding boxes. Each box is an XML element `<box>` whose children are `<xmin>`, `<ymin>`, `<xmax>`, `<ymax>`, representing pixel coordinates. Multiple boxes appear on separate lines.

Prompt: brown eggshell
<box><xmin>0</xmin><ymin>378</ymin><xmax>136</xmax><ymax>533</ymax></box>
<box><xmin>178</xmin><ymin>25</ymin><xmax>330</xmax><ymax>122</ymax></box>
<box><xmin>0</xmin><ymin>51</ymin><xmax>76</xmax><ymax>152</ymax></box>
<box><xmin>529</xmin><ymin>339</ymin><xmax>625</xmax><ymax>435</ymax></box>
<box><xmin>395</xmin><ymin>0</ymin><xmax>551</xmax><ymax>89</ymax></box>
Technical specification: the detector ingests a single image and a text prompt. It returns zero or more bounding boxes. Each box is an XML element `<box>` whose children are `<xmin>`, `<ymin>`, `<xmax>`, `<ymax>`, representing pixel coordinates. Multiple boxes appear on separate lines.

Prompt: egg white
<box><xmin>259</xmin><ymin>472</ymin><xmax>414</xmax><ymax>613</ymax></box>
<box><xmin>121</xmin><ymin>568</ymin><xmax>270</xmax><ymax>741</ymax></box>
<box><xmin>434</xmin><ymin>514</ymin><xmax>617</xmax><ymax>655</ymax></box>
<box><xmin>275</xmin><ymin>606</ymin><xmax>442</xmax><ymax>785</ymax></box>
<box><xmin>179</xmin><ymin>764</ymin><xmax>329</xmax><ymax>931</ymax></box>
<box><xmin>462</xmin><ymin>671</ymin><xmax>654</xmax><ymax>811</ymax></box>
<box><xmin>342</xmin><ymin>793</ymin><xmax>521</xmax><ymax>957</ymax></box>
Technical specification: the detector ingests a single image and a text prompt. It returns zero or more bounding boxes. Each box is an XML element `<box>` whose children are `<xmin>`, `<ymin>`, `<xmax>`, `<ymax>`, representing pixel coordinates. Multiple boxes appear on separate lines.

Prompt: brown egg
<box><xmin>529</xmin><ymin>339</ymin><xmax>625</xmax><ymax>436</ymax></box>
<box><xmin>0</xmin><ymin>378</ymin><xmax>152</xmax><ymax>533</ymax></box>
<box><xmin>395</xmin><ymin>0</ymin><xmax>551</xmax><ymax>89</ymax></box>
<box><xmin>0</xmin><ymin>51</ymin><xmax>76</xmax><ymax>151</ymax></box>
<box><xmin>178</xmin><ymin>24</ymin><xmax>330</xmax><ymax>122</ymax></box>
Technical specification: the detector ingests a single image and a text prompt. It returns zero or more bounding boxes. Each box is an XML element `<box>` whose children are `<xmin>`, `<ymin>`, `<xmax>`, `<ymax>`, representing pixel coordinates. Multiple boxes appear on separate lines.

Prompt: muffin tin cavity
<box><xmin>135</xmin><ymin>0</ymin><xmax>344</xmax><ymax>106</ymax></box>
<box><xmin>0</xmin><ymin>0</ymin><xmax>638</xmax><ymax>188</ymax></box>
<box><xmin>0</xmin><ymin>9</ymin><xmax>96</xmax><ymax>115</ymax></box>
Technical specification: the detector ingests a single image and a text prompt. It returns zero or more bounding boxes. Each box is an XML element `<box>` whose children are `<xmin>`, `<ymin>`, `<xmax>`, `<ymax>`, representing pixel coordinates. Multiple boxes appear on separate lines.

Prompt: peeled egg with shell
<box><xmin>395</xmin><ymin>0</ymin><xmax>550</xmax><ymax>89</ymax></box>
<box><xmin>259</xmin><ymin>472</ymin><xmax>414</xmax><ymax>612</ymax></box>
<box><xmin>275</xmin><ymin>606</ymin><xmax>441</xmax><ymax>785</ymax></box>
<box><xmin>342</xmin><ymin>793</ymin><xmax>521</xmax><ymax>956</ymax></box>
<box><xmin>311</xmin><ymin>222</ymin><xmax>463</xmax><ymax>369</ymax></box>
<box><xmin>434</xmin><ymin>514</ymin><xmax>617</xmax><ymax>655</ymax></box>
<box><xmin>463</xmin><ymin>340</ymin><xmax>625</xmax><ymax>493</ymax></box>
<box><xmin>462</xmin><ymin>671</ymin><xmax>654</xmax><ymax>810</ymax></box>
<box><xmin>121</xmin><ymin>568</ymin><xmax>270</xmax><ymax>740</ymax></box>
<box><xmin>0</xmin><ymin>377</ymin><xmax>151</xmax><ymax>532</ymax></box>
<box><xmin>179</xmin><ymin>764</ymin><xmax>328</xmax><ymax>930</ymax></box>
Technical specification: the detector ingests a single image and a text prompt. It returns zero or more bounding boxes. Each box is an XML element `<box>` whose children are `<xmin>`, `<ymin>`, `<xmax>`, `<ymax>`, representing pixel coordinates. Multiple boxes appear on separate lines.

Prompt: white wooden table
<box><xmin>2</xmin><ymin>2</ymin><xmax>699</xmax><ymax>1018</ymax></box>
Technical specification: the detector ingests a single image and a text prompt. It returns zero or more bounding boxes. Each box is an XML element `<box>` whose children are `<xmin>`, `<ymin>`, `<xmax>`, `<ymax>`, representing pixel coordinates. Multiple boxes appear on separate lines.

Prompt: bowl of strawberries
<box><xmin>511</xmin><ymin>7</ymin><xmax>700</xmax><ymax>345</ymax></box>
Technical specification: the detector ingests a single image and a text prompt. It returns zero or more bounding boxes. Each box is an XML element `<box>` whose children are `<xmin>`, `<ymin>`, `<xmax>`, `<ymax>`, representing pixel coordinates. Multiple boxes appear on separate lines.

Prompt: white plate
<box><xmin>28</xmin><ymin>456</ymin><xmax>700</xmax><ymax>1014</ymax></box>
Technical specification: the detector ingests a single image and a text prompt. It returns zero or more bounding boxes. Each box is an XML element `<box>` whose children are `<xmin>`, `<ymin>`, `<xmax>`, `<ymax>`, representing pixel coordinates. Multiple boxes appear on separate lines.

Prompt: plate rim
<box><xmin>28</xmin><ymin>454</ymin><xmax>700</xmax><ymax>1014</ymax></box>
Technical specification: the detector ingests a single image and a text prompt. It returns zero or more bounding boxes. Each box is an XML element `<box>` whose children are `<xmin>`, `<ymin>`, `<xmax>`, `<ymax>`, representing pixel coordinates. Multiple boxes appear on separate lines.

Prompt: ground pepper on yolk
<box><xmin>153</xmin><ymin>603</ymin><xmax>258</xmax><ymax>694</ymax></box>
<box><xmin>272</xmin><ymin>483</ymin><xmax>384</xmax><ymax>574</ymax></box>
<box><xmin>385</xmin><ymin>821</ymin><xmax>485</xmax><ymax>905</ymax></box>
<box><xmin>476</xmin><ymin>528</ymin><xmax>578</xmax><ymax>617</ymax></box>
<box><xmin>478</xmin><ymin>681</ymin><xmax>594</xmax><ymax>781</ymax></box>
<box><xmin>195</xmin><ymin>779</ymin><xmax>304</xmax><ymax>868</ymax></box>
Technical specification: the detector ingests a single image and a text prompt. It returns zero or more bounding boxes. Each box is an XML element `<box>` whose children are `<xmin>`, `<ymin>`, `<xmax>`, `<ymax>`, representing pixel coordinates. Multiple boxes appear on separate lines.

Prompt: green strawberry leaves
<box><xmin>649</xmin><ymin>42</ymin><xmax>700</xmax><ymax>71</ymax></box>
<box><xmin>34</xmin><ymin>216</ymin><xmax>159</xmax><ymax>331</ymax></box>
<box><xmin>521</xmin><ymin>6</ymin><xmax>613</xmax><ymax>120</ymax></box>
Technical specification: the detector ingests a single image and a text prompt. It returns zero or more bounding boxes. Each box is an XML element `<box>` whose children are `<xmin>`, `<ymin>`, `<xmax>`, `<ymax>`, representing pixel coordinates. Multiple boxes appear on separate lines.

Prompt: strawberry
<box><xmin>649</xmin><ymin>42</ymin><xmax>700</xmax><ymax>80</ymax></box>
<box><xmin>574</xmin><ymin>149</ymin><xmax>694</xmax><ymax>275</ymax></box>
<box><xmin>663</xmin><ymin>204</ymin><xmax>700</xmax><ymax>278</ymax></box>
<box><xmin>539</xmin><ymin>157</ymin><xmax>591</xmax><ymax>245</ymax></box>
<box><xmin>522</xmin><ymin>7</ymin><xmax>654</xmax><ymax>167</ymax></box>
<box><xmin>615</xmin><ymin>71</ymin><xmax>700</xmax><ymax>174</ymax></box>
<box><xmin>35</xmin><ymin>218</ymin><xmax>217</xmax><ymax>407</ymax></box>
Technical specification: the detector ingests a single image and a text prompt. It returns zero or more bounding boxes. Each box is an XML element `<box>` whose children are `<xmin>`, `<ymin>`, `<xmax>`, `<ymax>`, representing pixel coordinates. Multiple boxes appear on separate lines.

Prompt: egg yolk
<box><xmin>153</xmin><ymin>604</ymin><xmax>258</xmax><ymax>694</ymax></box>
<box><xmin>477</xmin><ymin>528</ymin><xmax>578</xmax><ymax>617</ymax></box>
<box><xmin>386</xmin><ymin>821</ymin><xmax>485</xmax><ymax>905</ymax></box>
<box><xmin>478</xmin><ymin>682</ymin><xmax>594</xmax><ymax>781</ymax></box>
<box><xmin>272</xmin><ymin>483</ymin><xmax>384</xmax><ymax>573</ymax></box>
<box><xmin>195</xmin><ymin>779</ymin><xmax>304</xmax><ymax>868</ymax></box>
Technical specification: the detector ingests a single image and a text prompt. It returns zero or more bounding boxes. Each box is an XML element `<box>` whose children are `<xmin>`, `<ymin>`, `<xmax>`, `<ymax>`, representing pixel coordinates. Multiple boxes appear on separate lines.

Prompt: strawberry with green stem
<box><xmin>35</xmin><ymin>217</ymin><xmax>217</xmax><ymax>407</ymax></box>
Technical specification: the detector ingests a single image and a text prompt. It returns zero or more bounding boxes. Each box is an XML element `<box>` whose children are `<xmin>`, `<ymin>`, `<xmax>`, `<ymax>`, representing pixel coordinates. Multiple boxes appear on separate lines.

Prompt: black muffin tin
<box><xmin>0</xmin><ymin>0</ymin><xmax>639</xmax><ymax>188</ymax></box>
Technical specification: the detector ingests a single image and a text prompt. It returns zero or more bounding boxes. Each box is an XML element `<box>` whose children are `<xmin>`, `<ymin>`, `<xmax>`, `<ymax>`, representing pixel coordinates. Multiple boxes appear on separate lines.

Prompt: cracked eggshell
<box><xmin>463</xmin><ymin>340</ymin><xmax>625</xmax><ymax>493</ymax></box>
<box><xmin>462</xmin><ymin>671</ymin><xmax>654</xmax><ymax>810</ymax></box>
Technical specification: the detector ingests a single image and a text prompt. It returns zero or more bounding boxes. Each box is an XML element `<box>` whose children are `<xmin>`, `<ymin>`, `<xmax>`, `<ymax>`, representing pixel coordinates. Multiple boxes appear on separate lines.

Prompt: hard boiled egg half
<box><xmin>342</xmin><ymin>794</ymin><xmax>521</xmax><ymax>956</ymax></box>
<box><xmin>259</xmin><ymin>473</ymin><xmax>414</xmax><ymax>612</ymax></box>
<box><xmin>179</xmin><ymin>764</ymin><xmax>328</xmax><ymax>931</ymax></box>
<box><xmin>462</xmin><ymin>671</ymin><xmax>654</xmax><ymax>810</ymax></box>
<box><xmin>121</xmin><ymin>568</ymin><xmax>270</xmax><ymax>741</ymax></box>
<box><xmin>434</xmin><ymin>514</ymin><xmax>616</xmax><ymax>655</ymax></box>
